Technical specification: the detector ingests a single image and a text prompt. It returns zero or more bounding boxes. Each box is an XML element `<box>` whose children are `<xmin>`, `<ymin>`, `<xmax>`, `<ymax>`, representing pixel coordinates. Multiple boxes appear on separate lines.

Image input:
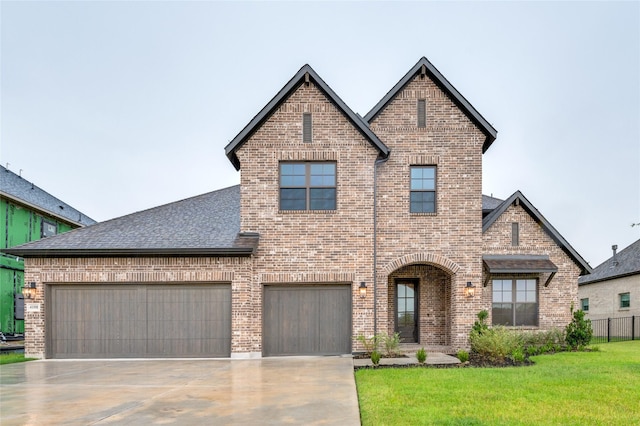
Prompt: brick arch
<box><xmin>382</xmin><ymin>253</ymin><xmax>460</xmax><ymax>276</ymax></box>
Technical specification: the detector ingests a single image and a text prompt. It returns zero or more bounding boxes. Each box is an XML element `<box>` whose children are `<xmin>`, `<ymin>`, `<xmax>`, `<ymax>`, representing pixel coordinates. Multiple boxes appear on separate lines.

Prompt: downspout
<box><xmin>373</xmin><ymin>155</ymin><xmax>389</xmax><ymax>336</ymax></box>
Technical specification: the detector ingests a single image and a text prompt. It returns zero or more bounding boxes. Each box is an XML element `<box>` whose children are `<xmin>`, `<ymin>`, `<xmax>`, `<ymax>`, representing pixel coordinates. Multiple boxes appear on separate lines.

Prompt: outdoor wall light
<box><xmin>464</xmin><ymin>282</ymin><xmax>475</xmax><ymax>298</ymax></box>
<box><xmin>22</xmin><ymin>282</ymin><xmax>37</xmax><ymax>300</ymax></box>
<box><xmin>359</xmin><ymin>282</ymin><xmax>367</xmax><ymax>298</ymax></box>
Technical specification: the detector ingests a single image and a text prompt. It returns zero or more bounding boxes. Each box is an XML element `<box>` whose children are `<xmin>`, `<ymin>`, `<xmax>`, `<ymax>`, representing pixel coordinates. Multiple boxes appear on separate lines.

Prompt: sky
<box><xmin>1</xmin><ymin>1</ymin><xmax>638</xmax><ymax>268</ymax></box>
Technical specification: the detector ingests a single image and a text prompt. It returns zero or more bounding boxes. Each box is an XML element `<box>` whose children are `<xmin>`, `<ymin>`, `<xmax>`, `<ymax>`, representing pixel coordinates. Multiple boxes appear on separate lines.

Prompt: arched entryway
<box><xmin>387</xmin><ymin>263</ymin><xmax>453</xmax><ymax>347</ymax></box>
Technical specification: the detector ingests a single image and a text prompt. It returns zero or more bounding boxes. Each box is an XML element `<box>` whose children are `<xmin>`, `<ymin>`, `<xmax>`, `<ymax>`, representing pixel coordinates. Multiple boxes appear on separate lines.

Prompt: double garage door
<box><xmin>48</xmin><ymin>284</ymin><xmax>231</xmax><ymax>359</ymax></box>
<box><xmin>47</xmin><ymin>283</ymin><xmax>351</xmax><ymax>358</ymax></box>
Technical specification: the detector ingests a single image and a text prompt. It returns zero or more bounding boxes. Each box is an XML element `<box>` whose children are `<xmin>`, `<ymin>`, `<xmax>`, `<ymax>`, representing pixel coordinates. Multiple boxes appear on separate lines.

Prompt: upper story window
<box><xmin>280</xmin><ymin>162</ymin><xmax>336</xmax><ymax>211</ymax></box>
<box><xmin>410</xmin><ymin>166</ymin><xmax>436</xmax><ymax>213</ymax></box>
<box><xmin>619</xmin><ymin>292</ymin><xmax>630</xmax><ymax>309</ymax></box>
<box><xmin>492</xmin><ymin>278</ymin><xmax>538</xmax><ymax>326</ymax></box>
<box><xmin>580</xmin><ymin>298</ymin><xmax>589</xmax><ymax>312</ymax></box>
<box><xmin>512</xmin><ymin>222</ymin><xmax>520</xmax><ymax>246</ymax></box>
<box><xmin>41</xmin><ymin>220</ymin><xmax>57</xmax><ymax>238</ymax></box>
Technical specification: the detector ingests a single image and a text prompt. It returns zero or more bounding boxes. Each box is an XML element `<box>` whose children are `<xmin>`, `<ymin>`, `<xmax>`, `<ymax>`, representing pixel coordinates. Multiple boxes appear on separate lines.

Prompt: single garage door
<box><xmin>263</xmin><ymin>285</ymin><xmax>351</xmax><ymax>356</ymax></box>
<box><xmin>47</xmin><ymin>284</ymin><xmax>231</xmax><ymax>359</ymax></box>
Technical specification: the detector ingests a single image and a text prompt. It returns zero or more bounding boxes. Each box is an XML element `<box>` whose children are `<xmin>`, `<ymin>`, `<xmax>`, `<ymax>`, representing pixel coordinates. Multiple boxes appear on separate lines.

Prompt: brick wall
<box><xmin>235</xmin><ymin>81</ymin><xmax>380</xmax><ymax>350</ymax></box>
<box><xmin>482</xmin><ymin>204</ymin><xmax>582</xmax><ymax>329</ymax></box>
<box><xmin>23</xmin><ymin>256</ymin><xmax>252</xmax><ymax>358</ymax></box>
<box><xmin>370</xmin><ymin>74</ymin><xmax>486</xmax><ymax>348</ymax></box>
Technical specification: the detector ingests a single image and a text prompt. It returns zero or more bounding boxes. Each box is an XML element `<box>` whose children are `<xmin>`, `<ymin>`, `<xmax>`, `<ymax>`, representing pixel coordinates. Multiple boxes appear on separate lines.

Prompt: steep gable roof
<box><xmin>364</xmin><ymin>57</ymin><xmax>498</xmax><ymax>153</ymax></box>
<box><xmin>3</xmin><ymin>185</ymin><xmax>257</xmax><ymax>257</ymax></box>
<box><xmin>579</xmin><ymin>239</ymin><xmax>640</xmax><ymax>285</ymax></box>
<box><xmin>0</xmin><ymin>165</ymin><xmax>96</xmax><ymax>227</ymax></box>
<box><xmin>225</xmin><ymin>64</ymin><xmax>390</xmax><ymax>170</ymax></box>
<box><xmin>482</xmin><ymin>190</ymin><xmax>592</xmax><ymax>275</ymax></box>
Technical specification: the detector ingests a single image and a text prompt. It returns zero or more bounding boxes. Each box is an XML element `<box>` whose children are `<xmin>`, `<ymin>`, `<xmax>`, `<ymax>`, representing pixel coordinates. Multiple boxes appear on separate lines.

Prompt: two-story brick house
<box><xmin>6</xmin><ymin>57</ymin><xmax>591</xmax><ymax>359</ymax></box>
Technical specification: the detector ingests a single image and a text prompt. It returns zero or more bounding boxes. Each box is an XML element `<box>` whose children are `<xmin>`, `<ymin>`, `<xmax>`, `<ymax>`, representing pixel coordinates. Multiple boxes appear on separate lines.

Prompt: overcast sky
<box><xmin>1</xmin><ymin>1</ymin><xmax>638</xmax><ymax>268</ymax></box>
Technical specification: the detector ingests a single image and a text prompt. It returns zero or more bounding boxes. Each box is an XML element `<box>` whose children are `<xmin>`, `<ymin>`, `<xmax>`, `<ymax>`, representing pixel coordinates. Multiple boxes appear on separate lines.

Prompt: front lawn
<box><xmin>356</xmin><ymin>341</ymin><xmax>640</xmax><ymax>425</ymax></box>
<box><xmin>0</xmin><ymin>353</ymin><xmax>35</xmax><ymax>365</ymax></box>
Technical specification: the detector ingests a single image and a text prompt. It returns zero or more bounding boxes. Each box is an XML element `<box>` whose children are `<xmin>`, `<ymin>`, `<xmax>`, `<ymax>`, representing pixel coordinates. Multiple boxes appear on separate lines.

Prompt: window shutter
<box><xmin>303</xmin><ymin>113</ymin><xmax>312</xmax><ymax>143</ymax></box>
<box><xmin>417</xmin><ymin>100</ymin><xmax>426</xmax><ymax>128</ymax></box>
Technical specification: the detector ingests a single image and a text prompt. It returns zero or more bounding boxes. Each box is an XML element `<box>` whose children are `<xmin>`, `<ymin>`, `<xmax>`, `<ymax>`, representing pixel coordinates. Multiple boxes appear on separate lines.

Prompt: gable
<box><xmin>224</xmin><ymin>65</ymin><xmax>389</xmax><ymax>170</ymax></box>
<box><xmin>364</xmin><ymin>57</ymin><xmax>497</xmax><ymax>152</ymax></box>
<box><xmin>482</xmin><ymin>191</ymin><xmax>591</xmax><ymax>275</ymax></box>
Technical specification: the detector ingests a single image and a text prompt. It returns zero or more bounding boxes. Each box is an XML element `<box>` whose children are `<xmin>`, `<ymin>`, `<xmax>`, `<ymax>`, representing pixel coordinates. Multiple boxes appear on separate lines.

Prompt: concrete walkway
<box><xmin>0</xmin><ymin>357</ymin><xmax>360</xmax><ymax>425</ymax></box>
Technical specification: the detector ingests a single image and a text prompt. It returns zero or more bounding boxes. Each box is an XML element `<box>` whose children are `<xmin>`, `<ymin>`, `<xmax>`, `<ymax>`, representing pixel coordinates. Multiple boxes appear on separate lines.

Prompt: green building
<box><xmin>1</xmin><ymin>165</ymin><xmax>95</xmax><ymax>336</ymax></box>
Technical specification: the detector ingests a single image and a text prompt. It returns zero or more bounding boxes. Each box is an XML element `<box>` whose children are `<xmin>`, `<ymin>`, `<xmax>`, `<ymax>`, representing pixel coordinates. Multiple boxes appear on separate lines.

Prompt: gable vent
<box><xmin>303</xmin><ymin>113</ymin><xmax>312</xmax><ymax>143</ymax></box>
<box><xmin>417</xmin><ymin>99</ymin><xmax>426</xmax><ymax>128</ymax></box>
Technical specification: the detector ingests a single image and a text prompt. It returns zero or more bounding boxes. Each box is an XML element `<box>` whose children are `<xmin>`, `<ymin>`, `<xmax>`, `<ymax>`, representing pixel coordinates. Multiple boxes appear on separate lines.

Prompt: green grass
<box><xmin>0</xmin><ymin>353</ymin><xmax>35</xmax><ymax>365</ymax></box>
<box><xmin>355</xmin><ymin>341</ymin><xmax>640</xmax><ymax>425</ymax></box>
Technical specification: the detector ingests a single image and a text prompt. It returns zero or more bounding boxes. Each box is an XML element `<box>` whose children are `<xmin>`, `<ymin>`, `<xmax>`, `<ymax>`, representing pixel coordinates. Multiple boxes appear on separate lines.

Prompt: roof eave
<box><xmin>0</xmin><ymin>191</ymin><xmax>92</xmax><ymax>227</ymax></box>
<box><xmin>1</xmin><ymin>247</ymin><xmax>255</xmax><ymax>258</ymax></box>
<box><xmin>579</xmin><ymin>270</ymin><xmax>640</xmax><ymax>286</ymax></box>
<box><xmin>364</xmin><ymin>57</ymin><xmax>497</xmax><ymax>152</ymax></box>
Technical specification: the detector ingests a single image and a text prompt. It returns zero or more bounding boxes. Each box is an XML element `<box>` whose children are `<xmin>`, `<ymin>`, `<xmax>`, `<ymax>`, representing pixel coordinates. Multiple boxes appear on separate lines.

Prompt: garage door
<box><xmin>47</xmin><ymin>284</ymin><xmax>231</xmax><ymax>359</ymax></box>
<box><xmin>263</xmin><ymin>285</ymin><xmax>351</xmax><ymax>356</ymax></box>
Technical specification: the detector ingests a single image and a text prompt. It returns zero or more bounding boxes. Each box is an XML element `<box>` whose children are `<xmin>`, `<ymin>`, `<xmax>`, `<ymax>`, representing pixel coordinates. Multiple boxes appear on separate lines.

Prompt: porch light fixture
<box><xmin>23</xmin><ymin>282</ymin><xmax>37</xmax><ymax>300</ymax></box>
<box><xmin>464</xmin><ymin>282</ymin><xmax>475</xmax><ymax>298</ymax></box>
<box><xmin>359</xmin><ymin>282</ymin><xmax>367</xmax><ymax>298</ymax></box>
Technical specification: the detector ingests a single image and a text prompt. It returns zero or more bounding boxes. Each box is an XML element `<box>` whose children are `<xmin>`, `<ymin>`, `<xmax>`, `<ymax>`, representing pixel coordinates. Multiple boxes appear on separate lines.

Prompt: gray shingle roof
<box><xmin>1</xmin><ymin>165</ymin><xmax>96</xmax><ymax>226</ymax></box>
<box><xmin>225</xmin><ymin>64</ymin><xmax>390</xmax><ymax>171</ymax></box>
<box><xmin>482</xmin><ymin>190</ymin><xmax>592</xmax><ymax>275</ymax></box>
<box><xmin>482</xmin><ymin>194</ymin><xmax>504</xmax><ymax>212</ymax></box>
<box><xmin>4</xmin><ymin>185</ymin><xmax>258</xmax><ymax>257</ymax></box>
<box><xmin>578</xmin><ymin>239</ymin><xmax>640</xmax><ymax>285</ymax></box>
<box><xmin>364</xmin><ymin>57</ymin><xmax>498</xmax><ymax>153</ymax></box>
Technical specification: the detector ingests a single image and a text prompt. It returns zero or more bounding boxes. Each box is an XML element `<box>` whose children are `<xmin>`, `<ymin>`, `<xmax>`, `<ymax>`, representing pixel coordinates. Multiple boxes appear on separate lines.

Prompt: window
<box><xmin>280</xmin><ymin>162</ymin><xmax>336</xmax><ymax>211</ymax></box>
<box><xmin>417</xmin><ymin>99</ymin><xmax>426</xmax><ymax>128</ymax></box>
<box><xmin>492</xmin><ymin>279</ymin><xmax>538</xmax><ymax>326</ymax></box>
<box><xmin>581</xmin><ymin>298</ymin><xmax>589</xmax><ymax>312</ymax></box>
<box><xmin>620</xmin><ymin>293</ymin><xmax>630</xmax><ymax>309</ymax></box>
<box><xmin>410</xmin><ymin>166</ymin><xmax>436</xmax><ymax>213</ymax></box>
<box><xmin>303</xmin><ymin>113</ymin><xmax>312</xmax><ymax>143</ymax></box>
<box><xmin>41</xmin><ymin>220</ymin><xmax>57</xmax><ymax>238</ymax></box>
<box><xmin>512</xmin><ymin>222</ymin><xmax>519</xmax><ymax>246</ymax></box>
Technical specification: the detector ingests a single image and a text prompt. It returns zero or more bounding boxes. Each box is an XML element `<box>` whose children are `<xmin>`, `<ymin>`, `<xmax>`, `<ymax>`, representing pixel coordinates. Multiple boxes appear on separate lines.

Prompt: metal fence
<box><xmin>591</xmin><ymin>316</ymin><xmax>639</xmax><ymax>344</ymax></box>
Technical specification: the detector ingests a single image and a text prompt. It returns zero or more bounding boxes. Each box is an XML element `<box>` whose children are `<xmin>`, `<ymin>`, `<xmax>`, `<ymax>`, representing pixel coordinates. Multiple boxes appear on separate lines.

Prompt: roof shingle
<box><xmin>3</xmin><ymin>185</ymin><xmax>256</xmax><ymax>257</ymax></box>
<box><xmin>578</xmin><ymin>239</ymin><xmax>640</xmax><ymax>285</ymax></box>
<box><xmin>1</xmin><ymin>165</ymin><xmax>96</xmax><ymax>226</ymax></box>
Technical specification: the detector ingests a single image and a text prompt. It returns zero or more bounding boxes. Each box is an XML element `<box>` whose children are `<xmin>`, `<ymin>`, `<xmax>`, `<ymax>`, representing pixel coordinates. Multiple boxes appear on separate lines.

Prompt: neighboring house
<box><xmin>578</xmin><ymin>239</ymin><xmax>640</xmax><ymax>320</ymax></box>
<box><xmin>5</xmin><ymin>57</ymin><xmax>591</xmax><ymax>359</ymax></box>
<box><xmin>0</xmin><ymin>165</ymin><xmax>95</xmax><ymax>336</ymax></box>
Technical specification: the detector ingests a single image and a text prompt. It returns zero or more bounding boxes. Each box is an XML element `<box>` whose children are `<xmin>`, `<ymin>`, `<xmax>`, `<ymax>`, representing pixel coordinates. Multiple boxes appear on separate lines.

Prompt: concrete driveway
<box><xmin>0</xmin><ymin>357</ymin><xmax>360</xmax><ymax>425</ymax></box>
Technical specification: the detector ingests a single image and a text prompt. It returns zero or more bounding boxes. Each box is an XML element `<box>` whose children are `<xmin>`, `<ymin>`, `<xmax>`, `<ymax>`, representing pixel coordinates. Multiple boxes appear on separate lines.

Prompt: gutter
<box><xmin>1</xmin><ymin>247</ymin><xmax>256</xmax><ymax>258</ymax></box>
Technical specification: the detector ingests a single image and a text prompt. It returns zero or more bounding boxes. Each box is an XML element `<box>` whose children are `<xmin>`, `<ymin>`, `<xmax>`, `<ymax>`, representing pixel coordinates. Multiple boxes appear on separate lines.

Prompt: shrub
<box><xmin>520</xmin><ymin>328</ymin><xmax>567</xmax><ymax>355</ymax></box>
<box><xmin>416</xmin><ymin>347</ymin><xmax>427</xmax><ymax>364</ymax></box>
<box><xmin>470</xmin><ymin>326</ymin><xmax>522</xmax><ymax>362</ymax></box>
<box><xmin>510</xmin><ymin>347</ymin><xmax>525</xmax><ymax>363</ymax></box>
<box><xmin>355</xmin><ymin>334</ymin><xmax>379</xmax><ymax>355</ymax></box>
<box><xmin>371</xmin><ymin>350</ymin><xmax>381</xmax><ymax>366</ymax></box>
<box><xmin>472</xmin><ymin>310</ymin><xmax>489</xmax><ymax>335</ymax></box>
<box><xmin>456</xmin><ymin>349</ymin><xmax>469</xmax><ymax>363</ymax></box>
<box><xmin>565</xmin><ymin>305</ymin><xmax>593</xmax><ymax>350</ymax></box>
<box><xmin>380</xmin><ymin>332</ymin><xmax>401</xmax><ymax>357</ymax></box>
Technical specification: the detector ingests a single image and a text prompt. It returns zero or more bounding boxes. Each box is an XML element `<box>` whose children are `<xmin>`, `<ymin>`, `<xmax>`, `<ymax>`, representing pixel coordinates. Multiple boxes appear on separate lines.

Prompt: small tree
<box><xmin>565</xmin><ymin>304</ymin><xmax>593</xmax><ymax>350</ymax></box>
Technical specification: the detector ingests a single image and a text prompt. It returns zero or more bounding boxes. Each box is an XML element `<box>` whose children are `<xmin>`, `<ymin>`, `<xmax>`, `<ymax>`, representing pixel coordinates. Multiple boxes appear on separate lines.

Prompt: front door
<box><xmin>396</xmin><ymin>280</ymin><xmax>418</xmax><ymax>343</ymax></box>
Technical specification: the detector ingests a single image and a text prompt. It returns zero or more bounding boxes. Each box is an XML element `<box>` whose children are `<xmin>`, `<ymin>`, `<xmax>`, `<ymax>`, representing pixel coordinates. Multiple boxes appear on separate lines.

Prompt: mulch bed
<box><xmin>354</xmin><ymin>352</ymin><xmax>535</xmax><ymax>370</ymax></box>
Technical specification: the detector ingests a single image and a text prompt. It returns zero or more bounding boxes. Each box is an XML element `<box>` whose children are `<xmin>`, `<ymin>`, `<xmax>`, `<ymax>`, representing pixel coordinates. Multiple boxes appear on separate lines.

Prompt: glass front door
<box><xmin>396</xmin><ymin>281</ymin><xmax>418</xmax><ymax>343</ymax></box>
